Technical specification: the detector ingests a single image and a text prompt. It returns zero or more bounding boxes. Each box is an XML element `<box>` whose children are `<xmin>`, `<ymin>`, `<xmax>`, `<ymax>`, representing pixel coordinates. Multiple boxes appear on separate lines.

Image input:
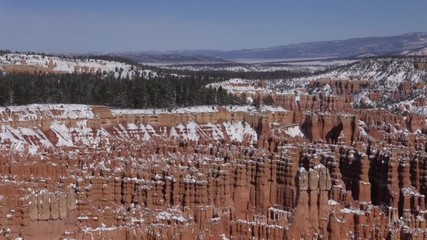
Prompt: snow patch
<box><xmin>284</xmin><ymin>126</ymin><xmax>304</xmax><ymax>138</ymax></box>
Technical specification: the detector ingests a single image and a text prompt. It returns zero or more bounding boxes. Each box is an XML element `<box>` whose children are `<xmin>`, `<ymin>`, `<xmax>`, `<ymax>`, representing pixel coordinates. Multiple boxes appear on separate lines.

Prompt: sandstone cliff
<box><xmin>0</xmin><ymin>104</ymin><xmax>425</xmax><ymax>239</ymax></box>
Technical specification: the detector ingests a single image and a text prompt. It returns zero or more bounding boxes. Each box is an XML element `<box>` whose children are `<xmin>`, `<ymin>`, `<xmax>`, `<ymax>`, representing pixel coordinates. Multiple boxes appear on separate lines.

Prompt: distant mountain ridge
<box><xmin>136</xmin><ymin>32</ymin><xmax>427</xmax><ymax>61</ymax></box>
<box><xmin>115</xmin><ymin>53</ymin><xmax>230</xmax><ymax>64</ymax></box>
<box><xmin>3</xmin><ymin>32</ymin><xmax>426</xmax><ymax>63</ymax></box>
<box><xmin>171</xmin><ymin>32</ymin><xmax>427</xmax><ymax>60</ymax></box>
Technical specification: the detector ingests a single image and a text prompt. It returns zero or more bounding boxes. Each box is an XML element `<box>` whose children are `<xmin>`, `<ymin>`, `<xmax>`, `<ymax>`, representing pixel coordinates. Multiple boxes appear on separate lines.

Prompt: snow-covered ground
<box><xmin>207</xmin><ymin>78</ymin><xmax>279</xmax><ymax>96</ymax></box>
<box><xmin>111</xmin><ymin>106</ymin><xmax>218</xmax><ymax>115</ymax></box>
<box><xmin>206</xmin><ymin>58</ymin><xmax>427</xmax><ymax>115</ymax></box>
<box><xmin>0</xmin><ymin>104</ymin><xmax>95</xmax><ymax>122</ymax></box>
<box><xmin>159</xmin><ymin>59</ymin><xmax>354</xmax><ymax>73</ymax></box>
<box><xmin>403</xmin><ymin>47</ymin><xmax>427</xmax><ymax>56</ymax></box>
<box><xmin>284</xmin><ymin>126</ymin><xmax>305</xmax><ymax>138</ymax></box>
<box><xmin>0</xmin><ymin>104</ymin><xmax>290</xmax><ymax>154</ymax></box>
<box><xmin>161</xmin><ymin>64</ymin><xmax>327</xmax><ymax>73</ymax></box>
<box><xmin>0</xmin><ymin>53</ymin><xmax>157</xmax><ymax>79</ymax></box>
<box><xmin>14</xmin><ymin>121</ymin><xmax>255</xmax><ymax>153</ymax></box>
<box><xmin>0</xmin><ymin>118</ymin><xmax>259</xmax><ymax>154</ymax></box>
<box><xmin>111</xmin><ymin>104</ymin><xmax>288</xmax><ymax>116</ymax></box>
<box><xmin>269</xmin><ymin>58</ymin><xmax>427</xmax><ymax>93</ymax></box>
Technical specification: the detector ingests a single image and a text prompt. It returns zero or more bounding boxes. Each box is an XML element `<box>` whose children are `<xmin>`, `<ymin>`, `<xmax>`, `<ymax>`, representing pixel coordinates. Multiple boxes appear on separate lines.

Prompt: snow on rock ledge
<box><xmin>0</xmin><ymin>104</ymin><xmax>276</xmax><ymax>154</ymax></box>
<box><xmin>0</xmin><ymin>104</ymin><xmax>95</xmax><ymax>122</ymax></box>
<box><xmin>284</xmin><ymin>126</ymin><xmax>305</xmax><ymax>138</ymax></box>
<box><xmin>0</xmin><ymin>53</ymin><xmax>157</xmax><ymax>79</ymax></box>
<box><xmin>111</xmin><ymin>105</ymin><xmax>287</xmax><ymax>116</ymax></box>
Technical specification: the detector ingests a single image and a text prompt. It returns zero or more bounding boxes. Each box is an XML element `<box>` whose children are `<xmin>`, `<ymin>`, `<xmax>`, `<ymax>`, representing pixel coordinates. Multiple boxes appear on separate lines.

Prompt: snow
<box><xmin>156</xmin><ymin>207</ymin><xmax>188</xmax><ymax>223</ymax></box>
<box><xmin>226</xmin><ymin>105</ymin><xmax>287</xmax><ymax>113</ymax></box>
<box><xmin>386</xmin><ymin>96</ymin><xmax>427</xmax><ymax>116</ymax></box>
<box><xmin>50</xmin><ymin>120</ymin><xmax>105</xmax><ymax>147</ymax></box>
<box><xmin>413</xmin><ymin>106</ymin><xmax>427</xmax><ymax>116</ymax></box>
<box><xmin>328</xmin><ymin>199</ymin><xmax>339</xmax><ymax>206</ymax></box>
<box><xmin>111</xmin><ymin>106</ymin><xmax>218</xmax><ymax>116</ymax></box>
<box><xmin>165</xmin><ymin>121</ymin><xmax>257</xmax><ymax>143</ymax></box>
<box><xmin>404</xmin><ymin>47</ymin><xmax>427</xmax><ymax>56</ymax></box>
<box><xmin>284</xmin><ymin>126</ymin><xmax>304</xmax><ymax>138</ymax></box>
<box><xmin>353</xmin><ymin>90</ymin><xmax>374</xmax><ymax>107</ymax></box>
<box><xmin>184</xmin><ymin>122</ymin><xmax>199</xmax><ymax>141</ymax></box>
<box><xmin>220</xmin><ymin>234</ymin><xmax>230</xmax><ymax>240</ymax></box>
<box><xmin>127</xmin><ymin>123</ymin><xmax>139</xmax><ymax>130</ymax></box>
<box><xmin>223</xmin><ymin>121</ymin><xmax>257</xmax><ymax>142</ymax></box>
<box><xmin>262</xmin><ymin>57</ymin><xmax>427</xmax><ymax>111</ymax></box>
<box><xmin>81</xmin><ymin>225</ymin><xmax>117</xmax><ymax>233</ymax></box>
<box><xmin>359</xmin><ymin>121</ymin><xmax>369</xmax><ymax>138</ymax></box>
<box><xmin>314</xmin><ymin>164</ymin><xmax>326</xmax><ymax>170</ymax></box>
<box><xmin>158</xmin><ymin>59</ymin><xmax>354</xmax><ymax>73</ymax></box>
<box><xmin>207</xmin><ymin>78</ymin><xmax>278</xmax><ymax>96</ymax></box>
<box><xmin>0</xmin><ymin>53</ymin><xmax>157</xmax><ymax>79</ymax></box>
<box><xmin>224</xmin><ymin>105</ymin><xmax>253</xmax><ymax>112</ymax></box>
<box><xmin>205</xmin><ymin>123</ymin><xmax>224</xmax><ymax>140</ymax></box>
<box><xmin>281</xmin><ymin>59</ymin><xmax>357</xmax><ymax>66</ymax></box>
<box><xmin>0</xmin><ymin>104</ymin><xmax>94</xmax><ymax>122</ymax></box>
<box><xmin>401</xmin><ymin>187</ymin><xmax>424</xmax><ymax>197</ymax></box>
<box><xmin>50</xmin><ymin>121</ymin><xmax>74</xmax><ymax>147</ymax></box>
<box><xmin>268</xmin><ymin>207</ymin><xmax>291</xmax><ymax>215</ymax></box>
<box><xmin>257</xmin><ymin>105</ymin><xmax>288</xmax><ymax>113</ymax></box>
<box><xmin>0</xmin><ymin>104</ymin><xmax>267</xmax><ymax>154</ymax></box>
<box><xmin>111</xmin><ymin>104</ymin><xmax>287</xmax><ymax>116</ymax></box>
<box><xmin>341</xmin><ymin>208</ymin><xmax>365</xmax><ymax>215</ymax></box>
<box><xmin>0</xmin><ymin>125</ymin><xmax>53</xmax><ymax>153</ymax></box>
<box><xmin>318</xmin><ymin>58</ymin><xmax>426</xmax><ymax>92</ymax></box>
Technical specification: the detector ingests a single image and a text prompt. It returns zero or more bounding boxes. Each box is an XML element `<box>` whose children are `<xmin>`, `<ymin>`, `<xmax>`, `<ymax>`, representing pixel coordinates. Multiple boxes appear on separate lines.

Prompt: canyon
<box><xmin>1</xmin><ymin>1</ymin><xmax>427</xmax><ymax>238</ymax></box>
<box><xmin>0</xmin><ymin>99</ymin><xmax>425</xmax><ymax>239</ymax></box>
<box><xmin>0</xmin><ymin>56</ymin><xmax>426</xmax><ymax>239</ymax></box>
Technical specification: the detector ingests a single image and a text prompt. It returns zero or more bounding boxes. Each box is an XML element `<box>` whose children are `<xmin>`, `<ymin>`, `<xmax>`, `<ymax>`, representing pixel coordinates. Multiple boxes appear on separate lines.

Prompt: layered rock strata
<box><xmin>0</xmin><ymin>104</ymin><xmax>425</xmax><ymax>239</ymax></box>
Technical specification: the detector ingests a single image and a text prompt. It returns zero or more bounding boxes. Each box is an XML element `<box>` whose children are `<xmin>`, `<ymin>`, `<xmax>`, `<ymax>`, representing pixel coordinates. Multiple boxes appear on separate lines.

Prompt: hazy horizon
<box><xmin>1</xmin><ymin>0</ymin><xmax>426</xmax><ymax>53</ymax></box>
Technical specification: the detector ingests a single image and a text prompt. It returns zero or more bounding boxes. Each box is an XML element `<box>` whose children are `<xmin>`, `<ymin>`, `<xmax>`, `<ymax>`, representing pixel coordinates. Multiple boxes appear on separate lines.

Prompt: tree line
<box><xmin>162</xmin><ymin>68</ymin><xmax>315</xmax><ymax>80</ymax></box>
<box><xmin>0</xmin><ymin>73</ymin><xmax>242</xmax><ymax>108</ymax></box>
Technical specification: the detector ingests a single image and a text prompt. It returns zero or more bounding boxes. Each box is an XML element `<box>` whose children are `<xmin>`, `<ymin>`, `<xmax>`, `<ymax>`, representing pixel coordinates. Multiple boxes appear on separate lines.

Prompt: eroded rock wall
<box><xmin>0</xmin><ymin>104</ymin><xmax>425</xmax><ymax>239</ymax></box>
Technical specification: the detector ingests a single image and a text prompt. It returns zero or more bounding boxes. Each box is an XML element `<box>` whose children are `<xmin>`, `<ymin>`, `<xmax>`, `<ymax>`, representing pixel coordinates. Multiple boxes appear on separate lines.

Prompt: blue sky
<box><xmin>0</xmin><ymin>0</ymin><xmax>426</xmax><ymax>53</ymax></box>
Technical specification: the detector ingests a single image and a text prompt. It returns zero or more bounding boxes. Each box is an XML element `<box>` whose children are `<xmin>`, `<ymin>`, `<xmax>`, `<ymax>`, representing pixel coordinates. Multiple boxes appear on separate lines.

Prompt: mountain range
<box><xmin>119</xmin><ymin>32</ymin><xmax>427</xmax><ymax>63</ymax></box>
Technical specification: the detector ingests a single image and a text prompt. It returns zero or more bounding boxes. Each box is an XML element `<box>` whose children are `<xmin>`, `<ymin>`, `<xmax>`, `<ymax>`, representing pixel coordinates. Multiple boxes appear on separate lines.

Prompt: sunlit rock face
<box><xmin>0</xmin><ymin>103</ymin><xmax>426</xmax><ymax>239</ymax></box>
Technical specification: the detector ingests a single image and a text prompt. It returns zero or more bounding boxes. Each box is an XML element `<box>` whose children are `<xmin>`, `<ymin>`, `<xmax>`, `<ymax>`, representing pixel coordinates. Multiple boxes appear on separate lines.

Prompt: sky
<box><xmin>0</xmin><ymin>0</ymin><xmax>426</xmax><ymax>53</ymax></box>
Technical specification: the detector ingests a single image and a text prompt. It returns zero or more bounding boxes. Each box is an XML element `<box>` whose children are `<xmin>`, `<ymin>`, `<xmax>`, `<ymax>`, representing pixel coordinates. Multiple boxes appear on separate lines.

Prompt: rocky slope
<box><xmin>0</xmin><ymin>101</ymin><xmax>426</xmax><ymax>239</ymax></box>
<box><xmin>211</xmin><ymin>57</ymin><xmax>427</xmax><ymax>117</ymax></box>
<box><xmin>0</xmin><ymin>54</ymin><xmax>156</xmax><ymax>78</ymax></box>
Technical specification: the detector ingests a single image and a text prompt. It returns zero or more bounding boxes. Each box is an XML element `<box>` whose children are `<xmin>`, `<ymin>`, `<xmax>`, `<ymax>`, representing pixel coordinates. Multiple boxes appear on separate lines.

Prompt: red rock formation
<box><xmin>0</xmin><ymin>104</ymin><xmax>426</xmax><ymax>239</ymax></box>
<box><xmin>308</xmin><ymin>78</ymin><xmax>371</xmax><ymax>95</ymax></box>
<box><xmin>273</xmin><ymin>93</ymin><xmax>354</xmax><ymax>112</ymax></box>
